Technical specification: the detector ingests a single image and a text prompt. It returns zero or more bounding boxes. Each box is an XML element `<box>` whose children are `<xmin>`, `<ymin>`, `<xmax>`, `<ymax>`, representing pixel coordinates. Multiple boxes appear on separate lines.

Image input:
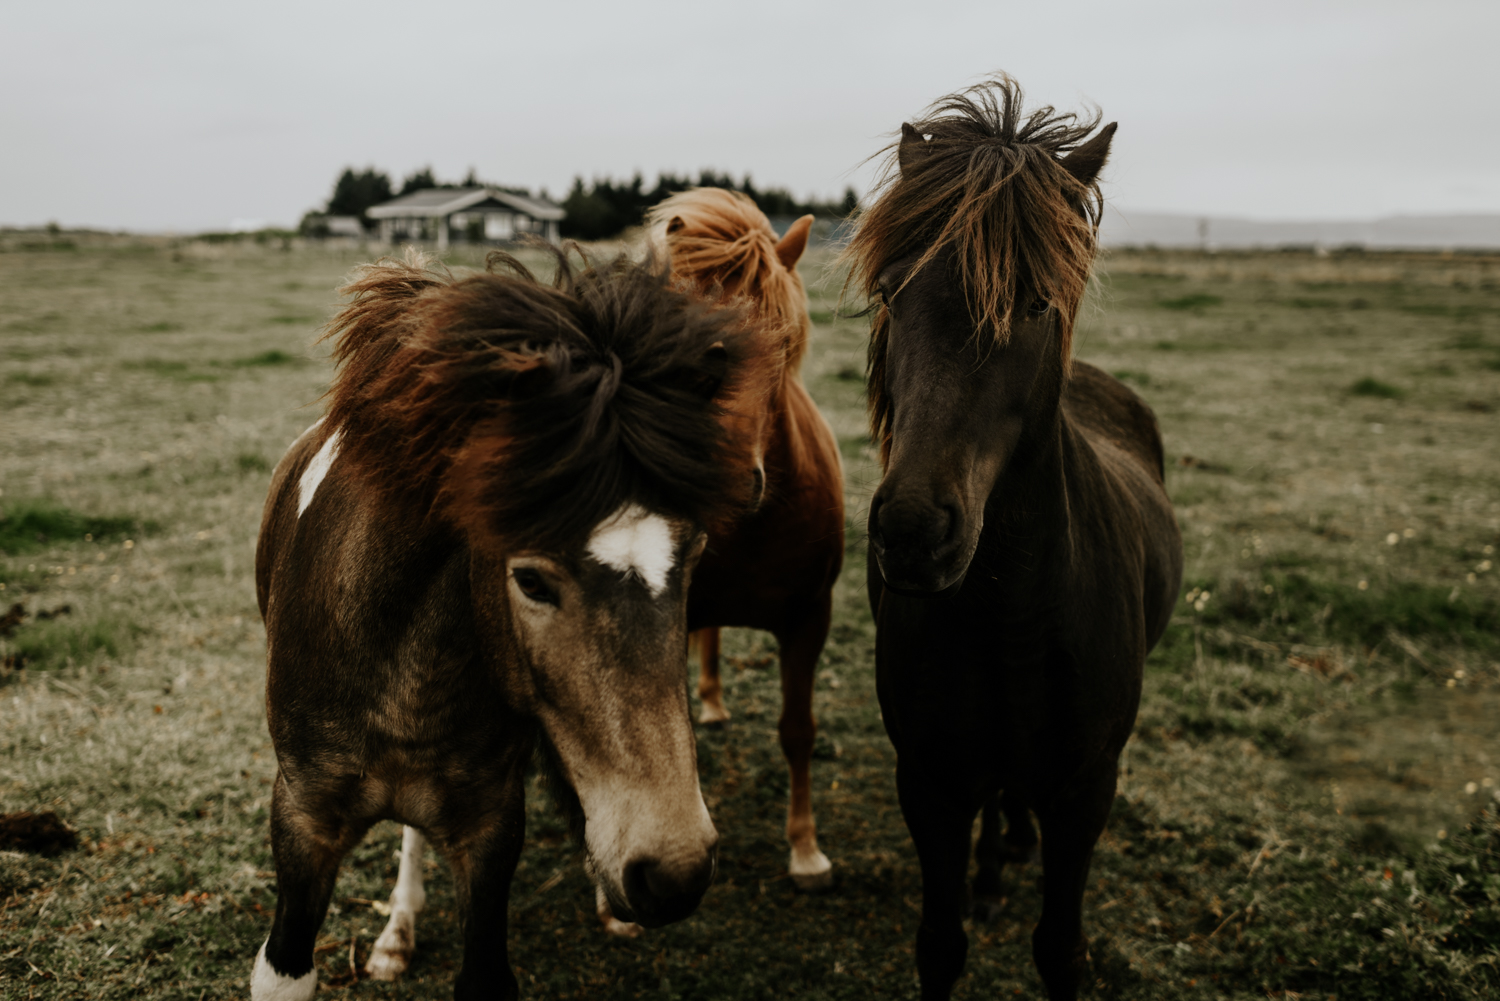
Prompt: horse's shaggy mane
<box><xmin>843</xmin><ymin>74</ymin><xmax>1109</xmax><ymax>463</ymax></box>
<box><xmin>321</xmin><ymin>248</ymin><xmax>758</xmax><ymax>549</ymax></box>
<box><xmin>647</xmin><ymin>188</ymin><xmax>811</xmax><ymax>371</ymax></box>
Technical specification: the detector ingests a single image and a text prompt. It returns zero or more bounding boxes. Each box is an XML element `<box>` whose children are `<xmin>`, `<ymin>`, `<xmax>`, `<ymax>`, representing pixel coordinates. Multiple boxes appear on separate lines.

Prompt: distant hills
<box><xmin>1099</xmin><ymin>208</ymin><xmax>1500</xmax><ymax>251</ymax></box>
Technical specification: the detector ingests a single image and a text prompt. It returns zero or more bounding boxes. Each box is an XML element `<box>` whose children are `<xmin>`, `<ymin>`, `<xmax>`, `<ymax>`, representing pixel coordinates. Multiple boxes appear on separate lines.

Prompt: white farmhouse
<box><xmin>366</xmin><ymin>187</ymin><xmax>564</xmax><ymax>248</ymax></box>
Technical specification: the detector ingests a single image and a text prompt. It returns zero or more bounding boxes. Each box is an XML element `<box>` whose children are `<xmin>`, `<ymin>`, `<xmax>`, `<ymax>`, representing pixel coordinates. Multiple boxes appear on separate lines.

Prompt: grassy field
<box><xmin>1</xmin><ymin>233</ymin><xmax>1498</xmax><ymax>999</ymax></box>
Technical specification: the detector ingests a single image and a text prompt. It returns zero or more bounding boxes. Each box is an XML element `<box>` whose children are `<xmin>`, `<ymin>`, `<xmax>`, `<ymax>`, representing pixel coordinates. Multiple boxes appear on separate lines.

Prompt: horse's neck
<box><xmin>981</xmin><ymin>386</ymin><xmax>1080</xmax><ymax>566</ymax></box>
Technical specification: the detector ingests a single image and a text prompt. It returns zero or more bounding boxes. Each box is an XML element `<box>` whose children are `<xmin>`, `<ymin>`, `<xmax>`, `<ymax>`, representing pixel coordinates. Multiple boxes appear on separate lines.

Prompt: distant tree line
<box><xmin>301</xmin><ymin>165</ymin><xmax>859</xmax><ymax>240</ymax></box>
<box><xmin>561</xmin><ymin>172</ymin><xmax>859</xmax><ymax>241</ymax></box>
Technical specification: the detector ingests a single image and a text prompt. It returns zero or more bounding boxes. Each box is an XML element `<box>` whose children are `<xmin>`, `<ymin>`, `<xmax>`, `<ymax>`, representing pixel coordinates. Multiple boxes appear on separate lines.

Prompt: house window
<box><xmin>485</xmin><ymin>214</ymin><xmax>514</xmax><ymax>241</ymax></box>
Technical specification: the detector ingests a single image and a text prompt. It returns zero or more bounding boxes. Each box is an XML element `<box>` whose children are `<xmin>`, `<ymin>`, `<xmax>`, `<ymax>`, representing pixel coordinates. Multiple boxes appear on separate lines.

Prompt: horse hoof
<box><xmin>602</xmin><ymin>915</ymin><xmax>644</xmax><ymax>939</ymax></box>
<box><xmin>366</xmin><ymin>914</ymin><xmax>416</xmax><ymax>981</ymax></box>
<box><xmin>365</xmin><ymin>949</ymin><xmax>410</xmax><ymax>981</ymax></box>
<box><xmin>697</xmin><ymin>704</ymin><xmax>731</xmax><ymax>726</ymax></box>
<box><xmin>972</xmin><ymin>894</ymin><xmax>1008</xmax><ymax>922</ymax></box>
<box><xmin>789</xmin><ymin>848</ymin><xmax>833</xmax><ymax>891</ymax></box>
<box><xmin>252</xmin><ymin>942</ymin><xmax>317</xmax><ymax>1001</ymax></box>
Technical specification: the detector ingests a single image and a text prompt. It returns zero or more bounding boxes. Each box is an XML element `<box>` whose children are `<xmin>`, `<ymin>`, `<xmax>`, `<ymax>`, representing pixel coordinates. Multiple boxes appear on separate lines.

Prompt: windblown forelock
<box><xmin>647</xmin><ymin>188</ymin><xmax>810</xmax><ymax>371</ymax></box>
<box><xmin>321</xmin><ymin>249</ymin><xmax>759</xmax><ymax>549</ymax></box>
<box><xmin>845</xmin><ymin>74</ymin><xmax>1104</xmax><ymax>344</ymax></box>
<box><xmin>842</xmin><ymin>73</ymin><xmax>1110</xmax><ymax>466</ymax></box>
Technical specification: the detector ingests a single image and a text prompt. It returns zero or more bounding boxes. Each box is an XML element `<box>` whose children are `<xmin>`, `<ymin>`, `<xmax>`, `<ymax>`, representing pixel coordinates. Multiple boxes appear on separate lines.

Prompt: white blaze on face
<box><xmin>585</xmin><ymin>503</ymin><xmax>677</xmax><ymax>596</ymax></box>
<box><xmin>296</xmin><ymin>429</ymin><xmax>343</xmax><ymax>518</ymax></box>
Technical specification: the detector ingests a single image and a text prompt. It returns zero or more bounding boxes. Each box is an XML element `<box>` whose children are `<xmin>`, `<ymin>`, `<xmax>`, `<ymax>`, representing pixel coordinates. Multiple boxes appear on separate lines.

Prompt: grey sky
<box><xmin>4</xmin><ymin>0</ymin><xmax>1496</xmax><ymax>232</ymax></box>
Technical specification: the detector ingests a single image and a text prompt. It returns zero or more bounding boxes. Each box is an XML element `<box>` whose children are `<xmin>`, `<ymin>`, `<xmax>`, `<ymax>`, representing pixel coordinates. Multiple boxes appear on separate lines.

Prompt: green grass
<box><xmin>7</xmin><ymin>610</ymin><xmax>140</xmax><ymax>670</ymax></box>
<box><xmin>1</xmin><ymin>241</ymin><xmax>1499</xmax><ymax>999</ymax></box>
<box><xmin>1113</xmin><ymin>369</ymin><xmax>1152</xmax><ymax>386</ymax></box>
<box><xmin>235</xmin><ymin>452</ymin><xmax>271</xmax><ymax>473</ymax></box>
<box><xmin>1157</xmin><ymin>293</ymin><xmax>1222</xmax><ymax>310</ymax></box>
<box><xmin>1350</xmin><ymin>376</ymin><xmax>1405</xmax><ymax>398</ymax></box>
<box><xmin>0</xmin><ymin>501</ymin><xmax>142</xmax><ymax>555</ymax></box>
<box><xmin>231</xmin><ymin>349</ymin><xmax>300</xmax><ymax>367</ymax></box>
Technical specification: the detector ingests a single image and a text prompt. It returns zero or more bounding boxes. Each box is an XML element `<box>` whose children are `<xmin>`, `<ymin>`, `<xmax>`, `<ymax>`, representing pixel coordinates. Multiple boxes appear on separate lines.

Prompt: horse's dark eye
<box><xmin>1028</xmin><ymin>300</ymin><xmax>1050</xmax><ymax>315</ymax></box>
<box><xmin>512</xmin><ymin>568</ymin><xmax>558</xmax><ymax>606</ymax></box>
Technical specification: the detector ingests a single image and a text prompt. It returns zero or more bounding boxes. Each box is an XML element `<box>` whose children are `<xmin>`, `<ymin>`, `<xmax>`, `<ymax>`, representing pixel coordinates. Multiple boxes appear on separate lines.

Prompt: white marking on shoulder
<box><xmin>296</xmin><ymin>429</ymin><xmax>343</xmax><ymax>518</ymax></box>
<box><xmin>251</xmin><ymin>940</ymin><xmax>317</xmax><ymax>1001</ymax></box>
<box><xmin>586</xmin><ymin>503</ymin><xmax>676</xmax><ymax>596</ymax></box>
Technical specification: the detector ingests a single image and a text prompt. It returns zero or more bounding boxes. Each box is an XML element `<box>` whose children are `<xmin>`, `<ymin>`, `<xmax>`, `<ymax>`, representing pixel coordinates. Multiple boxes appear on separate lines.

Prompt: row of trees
<box><xmin>302</xmin><ymin>165</ymin><xmax>859</xmax><ymax>240</ymax></box>
<box><xmin>560</xmin><ymin>172</ymin><xmax>858</xmax><ymax>241</ymax></box>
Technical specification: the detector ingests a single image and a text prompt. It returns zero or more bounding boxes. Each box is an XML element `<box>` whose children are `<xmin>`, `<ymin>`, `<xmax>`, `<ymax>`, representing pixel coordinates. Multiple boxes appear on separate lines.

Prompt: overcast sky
<box><xmin>4</xmin><ymin>0</ymin><xmax>1496</xmax><ymax>232</ymax></box>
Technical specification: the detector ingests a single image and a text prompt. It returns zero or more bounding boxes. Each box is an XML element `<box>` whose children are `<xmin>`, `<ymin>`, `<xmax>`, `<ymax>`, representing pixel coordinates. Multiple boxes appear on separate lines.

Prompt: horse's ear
<box><xmin>688</xmin><ymin>342</ymin><xmax>730</xmax><ymax>400</ymax></box>
<box><xmin>775</xmin><ymin>215</ymin><xmax>814</xmax><ymax>270</ymax></box>
<box><xmin>897</xmin><ymin>123</ymin><xmax>929</xmax><ymax>173</ymax></box>
<box><xmin>1061</xmin><ymin>122</ymin><xmax>1117</xmax><ymax>187</ymax></box>
<box><xmin>666</xmin><ymin>215</ymin><xmax>686</xmax><ymax>235</ymax></box>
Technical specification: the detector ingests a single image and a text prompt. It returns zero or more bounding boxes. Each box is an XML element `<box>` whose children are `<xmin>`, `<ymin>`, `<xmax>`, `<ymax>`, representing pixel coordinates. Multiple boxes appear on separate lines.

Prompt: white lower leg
<box><xmin>251</xmin><ymin>940</ymin><xmax>317</xmax><ymax>1001</ymax></box>
<box><xmin>595</xmin><ymin>883</ymin><xmax>644</xmax><ymax>939</ymax></box>
<box><xmin>366</xmin><ymin>826</ymin><xmax>428</xmax><ymax>981</ymax></box>
<box><xmin>788</xmin><ymin>836</ymin><xmax>833</xmax><ymax>890</ymax></box>
<box><xmin>788</xmin><ymin>790</ymin><xmax>832</xmax><ymax>890</ymax></box>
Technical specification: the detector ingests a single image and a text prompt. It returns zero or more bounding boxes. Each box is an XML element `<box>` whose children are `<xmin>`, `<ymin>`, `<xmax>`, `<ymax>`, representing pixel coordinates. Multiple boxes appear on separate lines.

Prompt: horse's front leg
<box><xmin>1031</xmin><ymin>763</ymin><xmax>1117</xmax><ymax>1001</ymax></box>
<box><xmin>898</xmin><ymin>761</ymin><xmax>976</xmax><ymax>1001</ymax></box>
<box><xmin>775</xmin><ymin>594</ymin><xmax>833</xmax><ymax>890</ymax></box>
<box><xmin>367</xmin><ymin>825</ymin><xmax>429</xmax><ymax>980</ymax></box>
<box><xmin>443</xmin><ymin>773</ymin><xmax>527</xmax><ymax>1001</ymax></box>
<box><xmin>973</xmin><ymin>788</ymin><xmax>1039</xmax><ymax>918</ymax></box>
<box><xmin>253</xmin><ymin>772</ymin><xmax>370</xmax><ymax>1001</ymax></box>
<box><xmin>693</xmin><ymin>627</ymin><xmax>730</xmax><ymax>725</ymax></box>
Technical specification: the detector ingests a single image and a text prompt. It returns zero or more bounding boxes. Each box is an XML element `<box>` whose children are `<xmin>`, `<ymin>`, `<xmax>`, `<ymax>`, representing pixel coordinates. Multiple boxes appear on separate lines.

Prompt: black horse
<box><xmin>846</xmin><ymin>76</ymin><xmax>1183</xmax><ymax>1000</ymax></box>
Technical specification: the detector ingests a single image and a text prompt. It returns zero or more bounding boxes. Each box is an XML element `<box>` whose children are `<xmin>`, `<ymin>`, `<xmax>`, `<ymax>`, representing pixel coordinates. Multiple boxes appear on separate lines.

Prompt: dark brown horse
<box><xmin>251</xmin><ymin>250</ymin><xmax>757</xmax><ymax>1001</ymax></box>
<box><xmin>846</xmin><ymin>77</ymin><xmax>1183</xmax><ymax>1000</ymax></box>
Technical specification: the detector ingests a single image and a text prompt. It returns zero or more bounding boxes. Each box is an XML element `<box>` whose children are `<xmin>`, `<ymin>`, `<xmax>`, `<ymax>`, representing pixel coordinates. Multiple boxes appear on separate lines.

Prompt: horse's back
<box><xmin>1061</xmin><ymin>361</ymin><xmax>1182</xmax><ymax>646</ymax></box>
<box><xmin>1061</xmin><ymin>361</ymin><xmax>1166</xmax><ymax>484</ymax></box>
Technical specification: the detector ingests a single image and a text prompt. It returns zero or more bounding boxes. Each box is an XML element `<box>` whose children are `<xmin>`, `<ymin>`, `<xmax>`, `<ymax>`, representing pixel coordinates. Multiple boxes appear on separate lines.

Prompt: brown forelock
<box><xmin>843</xmin><ymin>74</ymin><xmax>1108</xmax><ymax>463</ymax></box>
<box><xmin>647</xmin><ymin>188</ymin><xmax>810</xmax><ymax>370</ymax></box>
<box><xmin>321</xmin><ymin>248</ymin><xmax>760</xmax><ymax>550</ymax></box>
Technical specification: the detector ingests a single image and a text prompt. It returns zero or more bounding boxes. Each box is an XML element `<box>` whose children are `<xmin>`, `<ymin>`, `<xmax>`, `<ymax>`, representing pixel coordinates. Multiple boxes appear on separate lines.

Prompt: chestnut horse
<box><xmin>577</xmin><ymin>188</ymin><xmax>846</xmax><ymax>936</ymax></box>
<box><xmin>847</xmin><ymin>77</ymin><xmax>1183</xmax><ymax>1000</ymax></box>
<box><xmin>654</xmin><ymin>190</ymin><xmax>845</xmax><ymax>887</ymax></box>
<box><xmin>252</xmin><ymin>250</ymin><xmax>758</xmax><ymax>1000</ymax></box>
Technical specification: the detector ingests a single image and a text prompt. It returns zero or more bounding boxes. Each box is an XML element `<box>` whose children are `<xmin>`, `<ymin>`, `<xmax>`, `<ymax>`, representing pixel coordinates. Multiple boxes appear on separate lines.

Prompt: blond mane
<box><xmin>647</xmin><ymin>188</ymin><xmax>811</xmax><ymax>371</ymax></box>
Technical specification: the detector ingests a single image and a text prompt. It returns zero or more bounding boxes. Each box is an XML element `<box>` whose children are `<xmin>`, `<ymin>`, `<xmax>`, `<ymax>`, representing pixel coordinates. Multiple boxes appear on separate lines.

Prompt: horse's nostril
<box><xmin>874</xmin><ymin>495</ymin><xmax>958</xmax><ymax>554</ymax></box>
<box><xmin>936</xmin><ymin>504</ymin><xmax>958</xmax><ymax>546</ymax></box>
<box><xmin>642</xmin><ymin>862</ymin><xmax>675</xmax><ymax>901</ymax></box>
<box><xmin>622</xmin><ymin>856</ymin><xmax>713</xmax><ymax>927</ymax></box>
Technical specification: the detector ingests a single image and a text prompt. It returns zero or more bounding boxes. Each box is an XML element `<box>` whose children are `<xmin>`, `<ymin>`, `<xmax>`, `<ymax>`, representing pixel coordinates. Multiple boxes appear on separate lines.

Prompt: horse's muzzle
<box><xmin>868</xmin><ymin>495</ymin><xmax>972</xmax><ymax>595</ymax></box>
<box><xmin>619</xmin><ymin>849</ymin><xmax>717</xmax><ymax>928</ymax></box>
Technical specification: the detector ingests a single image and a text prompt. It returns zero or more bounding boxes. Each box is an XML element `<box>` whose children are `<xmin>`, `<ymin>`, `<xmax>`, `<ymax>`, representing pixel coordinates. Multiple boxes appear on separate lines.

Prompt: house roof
<box><xmin>366</xmin><ymin>187</ymin><xmax>564</xmax><ymax>221</ymax></box>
